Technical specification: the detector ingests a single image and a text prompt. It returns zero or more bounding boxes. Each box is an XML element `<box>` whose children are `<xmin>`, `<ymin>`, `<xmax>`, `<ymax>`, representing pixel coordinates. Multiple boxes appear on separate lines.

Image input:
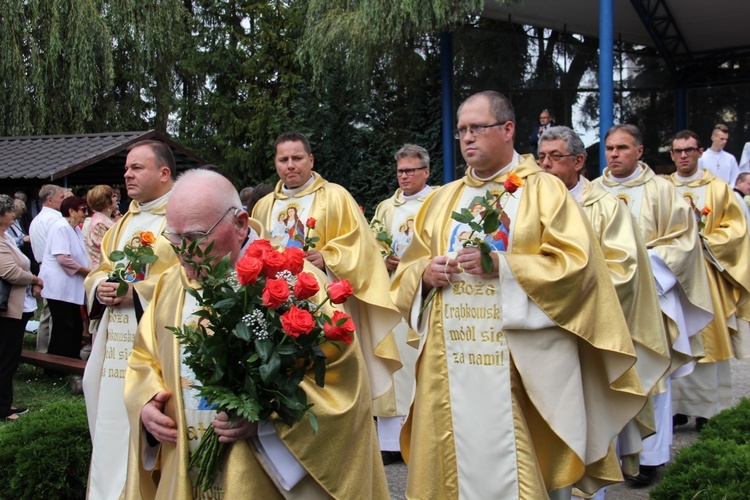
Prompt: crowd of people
<box><xmin>2</xmin><ymin>91</ymin><xmax>749</xmax><ymax>498</ymax></box>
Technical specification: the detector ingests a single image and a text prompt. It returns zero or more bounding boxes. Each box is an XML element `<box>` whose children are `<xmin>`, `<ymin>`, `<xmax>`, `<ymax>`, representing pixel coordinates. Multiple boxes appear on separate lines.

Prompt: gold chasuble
<box><xmin>123</xmin><ymin>263</ymin><xmax>388</xmax><ymax>499</ymax></box>
<box><xmin>580</xmin><ymin>179</ymin><xmax>670</xmax><ymax>395</ymax></box>
<box><xmin>580</xmin><ymin>179</ymin><xmax>669</xmax><ymax>470</ymax></box>
<box><xmin>596</xmin><ymin>163</ymin><xmax>713</xmax><ymax>377</ymax></box>
<box><xmin>371</xmin><ymin>187</ymin><xmax>432</xmax><ymax>418</ymax></box>
<box><xmin>253</xmin><ymin>173</ymin><xmax>402</xmax><ymax>398</ymax></box>
<box><xmin>392</xmin><ymin>155</ymin><xmax>645</xmax><ymax>498</ymax></box>
<box><xmin>668</xmin><ymin>169</ymin><xmax>750</xmax><ymax>362</ymax></box>
<box><xmin>83</xmin><ymin>194</ymin><xmax>179</xmax><ymax>500</ymax></box>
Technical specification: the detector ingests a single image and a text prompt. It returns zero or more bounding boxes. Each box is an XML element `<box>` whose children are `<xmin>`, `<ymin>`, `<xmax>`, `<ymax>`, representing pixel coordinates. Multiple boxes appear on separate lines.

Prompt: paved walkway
<box><xmin>385</xmin><ymin>358</ymin><xmax>750</xmax><ymax>499</ymax></box>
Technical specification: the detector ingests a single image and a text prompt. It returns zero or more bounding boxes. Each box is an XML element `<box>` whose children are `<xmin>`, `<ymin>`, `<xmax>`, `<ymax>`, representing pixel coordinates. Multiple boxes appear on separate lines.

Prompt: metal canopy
<box><xmin>483</xmin><ymin>0</ymin><xmax>750</xmax><ymax>86</ymax></box>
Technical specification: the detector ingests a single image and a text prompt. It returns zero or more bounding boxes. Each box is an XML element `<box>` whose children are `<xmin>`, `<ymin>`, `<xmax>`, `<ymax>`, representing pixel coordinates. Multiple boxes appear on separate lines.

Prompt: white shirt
<box><xmin>29</xmin><ymin>206</ymin><xmax>62</xmax><ymax>263</ymax></box>
<box><xmin>698</xmin><ymin>149</ymin><xmax>740</xmax><ymax>186</ymax></box>
<box><xmin>39</xmin><ymin>218</ymin><xmax>88</xmax><ymax>305</ymax></box>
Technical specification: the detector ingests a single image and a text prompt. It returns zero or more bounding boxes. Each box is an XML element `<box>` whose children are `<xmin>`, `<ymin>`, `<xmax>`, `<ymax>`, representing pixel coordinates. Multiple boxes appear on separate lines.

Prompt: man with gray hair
<box><xmin>28</xmin><ymin>184</ymin><xmax>65</xmax><ymax>353</ymax></box>
<box><xmin>371</xmin><ymin>143</ymin><xmax>433</xmax><ymax>465</ymax></box>
<box><xmin>539</xmin><ymin>126</ymin><xmax>670</xmax><ymax>494</ymax></box>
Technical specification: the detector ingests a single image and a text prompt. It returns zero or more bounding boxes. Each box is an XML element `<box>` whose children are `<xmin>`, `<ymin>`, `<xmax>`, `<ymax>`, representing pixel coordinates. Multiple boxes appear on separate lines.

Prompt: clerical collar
<box><xmin>675</xmin><ymin>170</ymin><xmax>702</xmax><ymax>183</ymax></box>
<box><xmin>138</xmin><ymin>189</ymin><xmax>173</xmax><ymax>211</ymax></box>
<box><xmin>239</xmin><ymin>226</ymin><xmax>259</xmax><ymax>255</ymax></box>
<box><xmin>734</xmin><ymin>188</ymin><xmax>746</xmax><ymax>197</ymax></box>
<box><xmin>472</xmin><ymin>151</ymin><xmax>521</xmax><ymax>181</ymax></box>
<box><xmin>610</xmin><ymin>165</ymin><xmax>643</xmax><ymax>184</ymax></box>
<box><xmin>402</xmin><ymin>185</ymin><xmax>432</xmax><ymax>201</ymax></box>
<box><xmin>569</xmin><ymin>176</ymin><xmax>585</xmax><ymax>202</ymax></box>
<box><xmin>282</xmin><ymin>175</ymin><xmax>314</xmax><ymax>196</ymax></box>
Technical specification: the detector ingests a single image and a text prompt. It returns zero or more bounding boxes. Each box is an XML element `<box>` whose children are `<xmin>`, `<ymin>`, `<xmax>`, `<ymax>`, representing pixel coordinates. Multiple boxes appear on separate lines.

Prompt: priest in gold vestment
<box><xmin>371</xmin><ymin>144</ymin><xmax>434</xmax><ymax>465</ymax></box>
<box><xmin>538</xmin><ymin>127</ymin><xmax>670</xmax><ymax>497</ymax></box>
<box><xmin>124</xmin><ymin>170</ymin><xmax>388</xmax><ymax>499</ymax></box>
<box><xmin>594</xmin><ymin>124</ymin><xmax>714</xmax><ymax>484</ymax></box>
<box><xmin>83</xmin><ymin>140</ymin><xmax>180</xmax><ymax>500</ymax></box>
<box><xmin>253</xmin><ymin>132</ymin><xmax>402</xmax><ymax>400</ymax></box>
<box><xmin>667</xmin><ymin>130</ymin><xmax>750</xmax><ymax>430</ymax></box>
<box><xmin>392</xmin><ymin>92</ymin><xmax>646</xmax><ymax>499</ymax></box>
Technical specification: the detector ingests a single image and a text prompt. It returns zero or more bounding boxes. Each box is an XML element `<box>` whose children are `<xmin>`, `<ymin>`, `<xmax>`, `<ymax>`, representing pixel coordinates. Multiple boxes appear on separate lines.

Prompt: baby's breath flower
<box><xmin>226</xmin><ymin>272</ymin><xmax>242</xmax><ymax>292</ymax></box>
<box><xmin>243</xmin><ymin>310</ymin><xmax>271</xmax><ymax>339</ymax></box>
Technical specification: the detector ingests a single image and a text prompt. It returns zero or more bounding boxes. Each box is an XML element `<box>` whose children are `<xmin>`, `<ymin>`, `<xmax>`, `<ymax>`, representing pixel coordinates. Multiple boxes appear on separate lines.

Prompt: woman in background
<box><xmin>84</xmin><ymin>185</ymin><xmax>117</xmax><ymax>268</ymax></box>
<box><xmin>39</xmin><ymin>196</ymin><xmax>90</xmax><ymax>360</ymax></box>
<box><xmin>0</xmin><ymin>194</ymin><xmax>44</xmax><ymax>421</ymax></box>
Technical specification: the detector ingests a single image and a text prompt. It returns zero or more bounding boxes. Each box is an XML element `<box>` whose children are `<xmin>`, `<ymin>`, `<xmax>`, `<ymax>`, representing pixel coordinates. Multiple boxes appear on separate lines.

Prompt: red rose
<box><xmin>280</xmin><ymin>306</ymin><xmax>315</xmax><ymax>338</ymax></box>
<box><xmin>283</xmin><ymin>247</ymin><xmax>306</xmax><ymax>275</ymax></box>
<box><xmin>262</xmin><ymin>250</ymin><xmax>286</xmax><ymax>278</ymax></box>
<box><xmin>235</xmin><ymin>254</ymin><xmax>263</xmax><ymax>286</ymax></box>
<box><xmin>701</xmin><ymin>206</ymin><xmax>712</xmax><ymax>216</ymax></box>
<box><xmin>503</xmin><ymin>172</ymin><xmax>523</xmax><ymax>194</ymax></box>
<box><xmin>323</xmin><ymin>310</ymin><xmax>355</xmax><ymax>344</ymax></box>
<box><xmin>244</xmin><ymin>239</ymin><xmax>274</xmax><ymax>260</ymax></box>
<box><xmin>306</xmin><ymin>217</ymin><xmax>316</xmax><ymax>229</ymax></box>
<box><xmin>262</xmin><ymin>278</ymin><xmax>290</xmax><ymax>309</ymax></box>
<box><xmin>293</xmin><ymin>272</ymin><xmax>320</xmax><ymax>300</ymax></box>
<box><xmin>326</xmin><ymin>279</ymin><xmax>353</xmax><ymax>304</ymax></box>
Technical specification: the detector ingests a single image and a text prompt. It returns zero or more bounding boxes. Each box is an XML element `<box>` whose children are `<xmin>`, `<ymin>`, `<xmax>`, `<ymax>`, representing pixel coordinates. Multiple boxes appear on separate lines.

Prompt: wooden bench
<box><xmin>20</xmin><ymin>350</ymin><xmax>87</xmax><ymax>375</ymax></box>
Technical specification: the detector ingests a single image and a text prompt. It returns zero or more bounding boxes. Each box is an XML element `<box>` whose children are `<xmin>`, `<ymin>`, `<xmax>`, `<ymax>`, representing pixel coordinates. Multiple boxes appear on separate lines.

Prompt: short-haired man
<box><xmin>371</xmin><ymin>144</ymin><xmax>433</xmax><ymax>465</ymax></box>
<box><xmin>393</xmin><ymin>91</ymin><xmax>646</xmax><ymax>498</ymax></box>
<box><xmin>82</xmin><ymin>140</ymin><xmax>180</xmax><ymax>500</ymax></box>
<box><xmin>124</xmin><ymin>169</ymin><xmax>389</xmax><ymax>498</ymax></box>
<box><xmin>538</xmin><ymin>126</ymin><xmax>670</xmax><ymax>492</ymax></box>
<box><xmin>733</xmin><ymin>173</ymin><xmax>750</xmax><ymax>226</ymax></box>
<box><xmin>594</xmin><ymin>124</ymin><xmax>714</xmax><ymax>484</ymax></box>
<box><xmin>528</xmin><ymin>108</ymin><xmax>555</xmax><ymax>152</ymax></box>
<box><xmin>698</xmin><ymin>124</ymin><xmax>740</xmax><ymax>186</ymax></box>
<box><xmin>666</xmin><ymin>130</ymin><xmax>750</xmax><ymax>431</ymax></box>
<box><xmin>28</xmin><ymin>184</ymin><xmax>65</xmax><ymax>353</ymax></box>
<box><xmin>253</xmin><ymin>132</ymin><xmax>402</xmax><ymax>402</ymax></box>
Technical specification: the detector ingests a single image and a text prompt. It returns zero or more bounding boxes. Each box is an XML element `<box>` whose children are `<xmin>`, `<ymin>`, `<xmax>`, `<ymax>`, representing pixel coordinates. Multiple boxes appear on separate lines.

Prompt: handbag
<box><xmin>0</xmin><ymin>278</ymin><xmax>11</xmax><ymax>312</ymax></box>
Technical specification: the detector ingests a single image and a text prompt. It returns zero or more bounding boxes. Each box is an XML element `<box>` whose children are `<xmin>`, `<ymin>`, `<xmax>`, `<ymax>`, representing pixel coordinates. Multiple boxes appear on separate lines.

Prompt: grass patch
<box><xmin>0</xmin><ymin>333</ymin><xmax>83</xmax><ymax>430</ymax></box>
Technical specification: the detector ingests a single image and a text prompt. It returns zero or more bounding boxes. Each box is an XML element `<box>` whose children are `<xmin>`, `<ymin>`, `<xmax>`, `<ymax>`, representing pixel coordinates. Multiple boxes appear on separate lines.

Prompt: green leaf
<box><xmin>255</xmin><ymin>338</ymin><xmax>273</xmax><ymax>361</ymax></box>
<box><xmin>451</xmin><ymin>209</ymin><xmax>473</xmax><ymax>224</ymax></box>
<box><xmin>483</xmin><ymin>213</ymin><xmax>501</xmax><ymax>234</ymax></box>
<box><xmin>308</xmin><ymin>410</ymin><xmax>319</xmax><ymax>434</ymax></box>
<box><xmin>109</xmin><ymin>250</ymin><xmax>125</xmax><ymax>261</ymax></box>
<box><xmin>259</xmin><ymin>352</ymin><xmax>281</xmax><ymax>384</ymax></box>
<box><xmin>116</xmin><ymin>280</ymin><xmax>129</xmax><ymax>297</ymax></box>
<box><xmin>139</xmin><ymin>254</ymin><xmax>158</xmax><ymax>264</ymax></box>
<box><xmin>480</xmin><ymin>245</ymin><xmax>495</xmax><ymax>274</ymax></box>
<box><xmin>234</xmin><ymin>322</ymin><xmax>251</xmax><ymax>342</ymax></box>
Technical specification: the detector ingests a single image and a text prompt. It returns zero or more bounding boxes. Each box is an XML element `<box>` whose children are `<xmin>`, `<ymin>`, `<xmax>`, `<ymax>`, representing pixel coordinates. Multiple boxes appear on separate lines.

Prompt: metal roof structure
<box><xmin>0</xmin><ymin>130</ymin><xmax>206</xmax><ymax>192</ymax></box>
<box><xmin>482</xmin><ymin>0</ymin><xmax>750</xmax><ymax>87</ymax></box>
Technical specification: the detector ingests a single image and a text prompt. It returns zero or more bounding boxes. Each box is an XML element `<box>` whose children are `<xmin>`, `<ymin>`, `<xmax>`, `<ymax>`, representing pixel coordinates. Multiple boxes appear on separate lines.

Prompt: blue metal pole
<box><xmin>599</xmin><ymin>0</ymin><xmax>614</xmax><ymax>174</ymax></box>
<box><xmin>440</xmin><ymin>32</ymin><xmax>455</xmax><ymax>184</ymax></box>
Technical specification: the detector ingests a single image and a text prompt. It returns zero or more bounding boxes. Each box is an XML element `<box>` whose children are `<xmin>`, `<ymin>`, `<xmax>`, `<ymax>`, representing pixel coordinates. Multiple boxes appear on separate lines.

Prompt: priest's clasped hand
<box><xmin>212</xmin><ymin>412</ymin><xmax>259</xmax><ymax>443</ymax></box>
<box><xmin>455</xmin><ymin>247</ymin><xmax>499</xmax><ymax>278</ymax></box>
<box><xmin>141</xmin><ymin>391</ymin><xmax>178</xmax><ymax>445</ymax></box>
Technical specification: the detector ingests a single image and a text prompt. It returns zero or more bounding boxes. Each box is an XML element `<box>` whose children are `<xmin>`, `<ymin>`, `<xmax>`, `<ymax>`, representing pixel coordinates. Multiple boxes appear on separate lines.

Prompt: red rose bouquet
<box><xmin>169</xmin><ymin>238</ymin><xmax>354</xmax><ymax>491</ymax></box>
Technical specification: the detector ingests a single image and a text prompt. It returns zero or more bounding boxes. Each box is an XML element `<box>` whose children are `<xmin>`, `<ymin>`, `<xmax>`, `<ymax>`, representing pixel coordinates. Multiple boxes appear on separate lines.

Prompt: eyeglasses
<box><xmin>537</xmin><ymin>153</ymin><xmax>577</xmax><ymax>163</ymax></box>
<box><xmin>453</xmin><ymin>122</ymin><xmax>505</xmax><ymax>140</ymax></box>
<box><xmin>162</xmin><ymin>207</ymin><xmax>239</xmax><ymax>245</ymax></box>
<box><xmin>671</xmin><ymin>147</ymin><xmax>699</xmax><ymax>156</ymax></box>
<box><xmin>397</xmin><ymin>166</ymin><xmax>428</xmax><ymax>177</ymax></box>
<box><xmin>78</xmin><ymin>207</ymin><xmax>89</xmax><ymax>214</ymax></box>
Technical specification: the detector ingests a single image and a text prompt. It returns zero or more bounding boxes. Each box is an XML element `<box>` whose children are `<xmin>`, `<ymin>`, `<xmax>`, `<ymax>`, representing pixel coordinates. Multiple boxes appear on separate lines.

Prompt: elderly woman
<box><xmin>84</xmin><ymin>185</ymin><xmax>117</xmax><ymax>267</ymax></box>
<box><xmin>0</xmin><ymin>194</ymin><xmax>44</xmax><ymax>421</ymax></box>
<box><xmin>39</xmin><ymin>196</ymin><xmax>91</xmax><ymax>360</ymax></box>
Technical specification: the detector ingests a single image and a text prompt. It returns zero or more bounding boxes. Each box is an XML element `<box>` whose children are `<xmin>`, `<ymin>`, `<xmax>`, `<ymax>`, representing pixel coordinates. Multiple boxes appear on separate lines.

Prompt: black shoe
<box><xmin>696</xmin><ymin>417</ymin><xmax>708</xmax><ymax>432</ymax></box>
<box><xmin>673</xmin><ymin>413</ymin><xmax>688</xmax><ymax>427</ymax></box>
<box><xmin>626</xmin><ymin>465</ymin><xmax>659</xmax><ymax>486</ymax></box>
<box><xmin>381</xmin><ymin>451</ymin><xmax>403</xmax><ymax>465</ymax></box>
<box><xmin>9</xmin><ymin>407</ymin><xmax>28</xmax><ymax>415</ymax></box>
